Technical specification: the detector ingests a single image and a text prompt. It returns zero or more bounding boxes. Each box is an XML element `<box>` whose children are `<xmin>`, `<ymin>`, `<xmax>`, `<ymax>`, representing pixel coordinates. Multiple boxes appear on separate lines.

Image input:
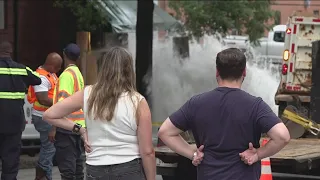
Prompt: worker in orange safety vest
<box><xmin>27</xmin><ymin>52</ymin><xmax>62</xmax><ymax>180</ymax></box>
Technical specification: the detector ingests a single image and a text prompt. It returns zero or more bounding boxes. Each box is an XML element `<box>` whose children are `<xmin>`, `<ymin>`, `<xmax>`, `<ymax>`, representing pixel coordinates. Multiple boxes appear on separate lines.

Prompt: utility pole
<box><xmin>136</xmin><ymin>0</ymin><xmax>154</xmax><ymax>105</ymax></box>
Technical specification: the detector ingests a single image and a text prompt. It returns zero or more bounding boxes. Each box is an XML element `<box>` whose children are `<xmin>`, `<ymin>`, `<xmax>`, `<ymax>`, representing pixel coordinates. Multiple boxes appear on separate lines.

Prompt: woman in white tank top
<box><xmin>43</xmin><ymin>47</ymin><xmax>156</xmax><ymax>180</ymax></box>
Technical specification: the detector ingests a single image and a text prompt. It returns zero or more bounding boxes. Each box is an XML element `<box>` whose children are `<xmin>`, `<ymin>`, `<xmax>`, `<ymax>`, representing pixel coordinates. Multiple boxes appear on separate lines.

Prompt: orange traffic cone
<box><xmin>260</xmin><ymin>138</ymin><xmax>272</xmax><ymax>180</ymax></box>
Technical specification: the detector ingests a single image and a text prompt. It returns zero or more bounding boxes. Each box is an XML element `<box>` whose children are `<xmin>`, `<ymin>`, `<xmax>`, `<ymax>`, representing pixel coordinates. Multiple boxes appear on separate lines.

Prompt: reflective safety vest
<box><xmin>27</xmin><ymin>68</ymin><xmax>58</xmax><ymax>111</ymax></box>
<box><xmin>0</xmin><ymin>66</ymin><xmax>39</xmax><ymax>99</ymax></box>
<box><xmin>54</xmin><ymin>66</ymin><xmax>85</xmax><ymax>127</ymax></box>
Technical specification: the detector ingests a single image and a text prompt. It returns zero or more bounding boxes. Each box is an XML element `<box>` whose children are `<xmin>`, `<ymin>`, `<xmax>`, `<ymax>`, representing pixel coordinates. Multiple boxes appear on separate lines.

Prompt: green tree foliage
<box><xmin>170</xmin><ymin>0</ymin><xmax>276</xmax><ymax>44</ymax></box>
<box><xmin>53</xmin><ymin>0</ymin><xmax>107</xmax><ymax>31</ymax></box>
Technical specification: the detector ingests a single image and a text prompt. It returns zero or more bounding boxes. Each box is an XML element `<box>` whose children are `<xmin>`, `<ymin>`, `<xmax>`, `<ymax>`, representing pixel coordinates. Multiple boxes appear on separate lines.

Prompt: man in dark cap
<box><xmin>0</xmin><ymin>41</ymin><xmax>41</xmax><ymax>180</ymax></box>
<box><xmin>48</xmin><ymin>43</ymin><xmax>85</xmax><ymax>180</ymax></box>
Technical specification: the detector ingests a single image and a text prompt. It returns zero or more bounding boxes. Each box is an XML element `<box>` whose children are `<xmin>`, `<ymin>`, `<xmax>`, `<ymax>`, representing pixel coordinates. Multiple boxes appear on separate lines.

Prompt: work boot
<box><xmin>35</xmin><ymin>166</ymin><xmax>48</xmax><ymax>180</ymax></box>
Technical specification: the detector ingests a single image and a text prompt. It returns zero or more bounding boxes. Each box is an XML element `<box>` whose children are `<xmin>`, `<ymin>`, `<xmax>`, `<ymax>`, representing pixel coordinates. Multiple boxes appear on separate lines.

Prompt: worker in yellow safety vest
<box><xmin>27</xmin><ymin>52</ymin><xmax>62</xmax><ymax>180</ymax></box>
<box><xmin>48</xmin><ymin>44</ymin><xmax>85</xmax><ymax>180</ymax></box>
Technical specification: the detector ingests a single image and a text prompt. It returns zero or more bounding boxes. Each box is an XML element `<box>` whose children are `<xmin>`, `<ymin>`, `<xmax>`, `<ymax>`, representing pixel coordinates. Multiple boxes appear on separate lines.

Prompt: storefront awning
<box><xmin>97</xmin><ymin>0</ymin><xmax>181</xmax><ymax>33</ymax></box>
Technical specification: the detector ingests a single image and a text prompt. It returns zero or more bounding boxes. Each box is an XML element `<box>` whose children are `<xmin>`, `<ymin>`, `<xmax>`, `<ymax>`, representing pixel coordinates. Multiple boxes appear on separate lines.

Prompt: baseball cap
<box><xmin>63</xmin><ymin>43</ymin><xmax>80</xmax><ymax>61</ymax></box>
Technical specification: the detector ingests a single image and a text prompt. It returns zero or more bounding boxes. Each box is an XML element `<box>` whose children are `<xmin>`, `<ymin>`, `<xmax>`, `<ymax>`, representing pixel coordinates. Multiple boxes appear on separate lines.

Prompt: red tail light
<box><xmin>282</xmin><ymin>64</ymin><xmax>288</xmax><ymax>75</ymax></box>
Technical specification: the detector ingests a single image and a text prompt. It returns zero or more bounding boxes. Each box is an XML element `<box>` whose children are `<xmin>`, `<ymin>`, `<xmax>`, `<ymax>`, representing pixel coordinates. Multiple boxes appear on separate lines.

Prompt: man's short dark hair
<box><xmin>216</xmin><ymin>48</ymin><xmax>246</xmax><ymax>80</ymax></box>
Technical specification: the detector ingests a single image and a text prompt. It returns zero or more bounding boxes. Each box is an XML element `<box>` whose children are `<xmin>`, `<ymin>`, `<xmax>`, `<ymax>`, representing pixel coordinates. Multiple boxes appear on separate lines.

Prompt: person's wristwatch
<box><xmin>72</xmin><ymin>123</ymin><xmax>83</xmax><ymax>135</ymax></box>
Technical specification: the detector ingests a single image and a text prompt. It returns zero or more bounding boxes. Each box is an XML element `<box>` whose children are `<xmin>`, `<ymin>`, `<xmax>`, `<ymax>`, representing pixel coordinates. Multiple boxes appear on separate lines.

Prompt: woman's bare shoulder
<box><xmin>132</xmin><ymin>91</ymin><xmax>146</xmax><ymax>102</ymax></box>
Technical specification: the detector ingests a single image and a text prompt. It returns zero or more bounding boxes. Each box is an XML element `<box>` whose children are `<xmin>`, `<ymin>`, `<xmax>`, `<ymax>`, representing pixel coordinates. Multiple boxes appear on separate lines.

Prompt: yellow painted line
<box><xmin>152</xmin><ymin>122</ymin><xmax>163</xmax><ymax>127</ymax></box>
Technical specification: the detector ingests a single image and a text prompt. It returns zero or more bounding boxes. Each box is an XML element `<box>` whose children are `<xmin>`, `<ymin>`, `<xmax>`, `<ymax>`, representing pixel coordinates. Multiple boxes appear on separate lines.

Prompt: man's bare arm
<box><xmin>35</xmin><ymin>91</ymin><xmax>53</xmax><ymax>107</ymax></box>
<box><xmin>257</xmin><ymin>123</ymin><xmax>290</xmax><ymax>160</ymax></box>
<box><xmin>158</xmin><ymin>118</ymin><xmax>196</xmax><ymax>160</ymax></box>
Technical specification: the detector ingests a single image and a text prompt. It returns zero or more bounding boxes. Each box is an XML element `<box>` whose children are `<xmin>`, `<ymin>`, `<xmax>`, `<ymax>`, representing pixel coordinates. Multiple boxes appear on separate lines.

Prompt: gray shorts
<box><xmin>86</xmin><ymin>158</ymin><xmax>146</xmax><ymax>180</ymax></box>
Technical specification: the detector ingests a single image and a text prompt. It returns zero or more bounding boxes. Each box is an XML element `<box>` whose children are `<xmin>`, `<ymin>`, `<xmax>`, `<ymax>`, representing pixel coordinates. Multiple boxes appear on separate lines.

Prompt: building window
<box><xmin>0</xmin><ymin>0</ymin><xmax>5</xmax><ymax>29</ymax></box>
<box><xmin>314</xmin><ymin>10</ymin><xmax>319</xmax><ymax>16</ymax></box>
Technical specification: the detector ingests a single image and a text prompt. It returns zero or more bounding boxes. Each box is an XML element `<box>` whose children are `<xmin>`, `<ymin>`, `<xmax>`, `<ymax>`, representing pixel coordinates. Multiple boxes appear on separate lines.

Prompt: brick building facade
<box><xmin>272</xmin><ymin>0</ymin><xmax>320</xmax><ymax>25</ymax></box>
<box><xmin>0</xmin><ymin>0</ymin><xmax>15</xmax><ymax>47</ymax></box>
<box><xmin>0</xmin><ymin>0</ymin><xmax>76</xmax><ymax>70</ymax></box>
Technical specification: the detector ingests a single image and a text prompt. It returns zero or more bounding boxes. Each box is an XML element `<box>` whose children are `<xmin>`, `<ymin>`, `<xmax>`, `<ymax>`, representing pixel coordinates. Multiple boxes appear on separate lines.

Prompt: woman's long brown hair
<box><xmin>87</xmin><ymin>47</ymin><xmax>137</xmax><ymax>121</ymax></box>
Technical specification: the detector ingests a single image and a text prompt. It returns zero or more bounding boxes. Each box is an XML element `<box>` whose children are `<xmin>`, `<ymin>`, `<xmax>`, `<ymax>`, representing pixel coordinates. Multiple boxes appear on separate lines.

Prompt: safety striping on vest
<box><xmin>57</xmin><ymin>91</ymin><xmax>70</xmax><ymax>99</ymax></box>
<box><xmin>0</xmin><ymin>68</ymin><xmax>27</xmax><ymax>75</ymax></box>
<box><xmin>74</xmin><ymin>120</ymin><xmax>86</xmax><ymax>127</ymax></box>
<box><xmin>67</xmin><ymin>113</ymin><xmax>84</xmax><ymax>120</ymax></box>
<box><xmin>33</xmin><ymin>101</ymin><xmax>50</xmax><ymax>109</ymax></box>
<box><xmin>26</xmin><ymin>67</ymin><xmax>40</xmax><ymax>77</ymax></box>
<box><xmin>55</xmin><ymin>67</ymin><xmax>86</xmax><ymax>127</ymax></box>
<box><xmin>0</xmin><ymin>92</ymin><xmax>25</xmax><ymax>99</ymax></box>
<box><xmin>66</xmin><ymin>69</ymin><xmax>80</xmax><ymax>91</ymax></box>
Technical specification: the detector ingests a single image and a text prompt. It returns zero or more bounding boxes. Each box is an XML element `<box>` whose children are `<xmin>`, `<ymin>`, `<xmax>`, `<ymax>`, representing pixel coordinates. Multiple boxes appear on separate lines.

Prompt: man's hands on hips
<box><xmin>239</xmin><ymin>143</ymin><xmax>259</xmax><ymax>165</ymax></box>
<box><xmin>192</xmin><ymin>145</ymin><xmax>205</xmax><ymax>166</ymax></box>
<box><xmin>192</xmin><ymin>143</ymin><xmax>261</xmax><ymax>166</ymax></box>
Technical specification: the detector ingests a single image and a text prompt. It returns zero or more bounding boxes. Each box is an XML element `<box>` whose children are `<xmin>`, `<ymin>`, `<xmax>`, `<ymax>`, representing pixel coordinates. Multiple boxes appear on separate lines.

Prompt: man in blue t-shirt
<box><xmin>158</xmin><ymin>48</ymin><xmax>290</xmax><ymax>180</ymax></box>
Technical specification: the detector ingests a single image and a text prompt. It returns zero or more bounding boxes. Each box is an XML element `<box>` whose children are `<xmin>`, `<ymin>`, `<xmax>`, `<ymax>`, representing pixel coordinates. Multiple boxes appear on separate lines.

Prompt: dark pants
<box><xmin>0</xmin><ymin>132</ymin><xmax>22</xmax><ymax>180</ymax></box>
<box><xmin>86</xmin><ymin>158</ymin><xmax>146</xmax><ymax>180</ymax></box>
<box><xmin>54</xmin><ymin>131</ymin><xmax>84</xmax><ymax>180</ymax></box>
